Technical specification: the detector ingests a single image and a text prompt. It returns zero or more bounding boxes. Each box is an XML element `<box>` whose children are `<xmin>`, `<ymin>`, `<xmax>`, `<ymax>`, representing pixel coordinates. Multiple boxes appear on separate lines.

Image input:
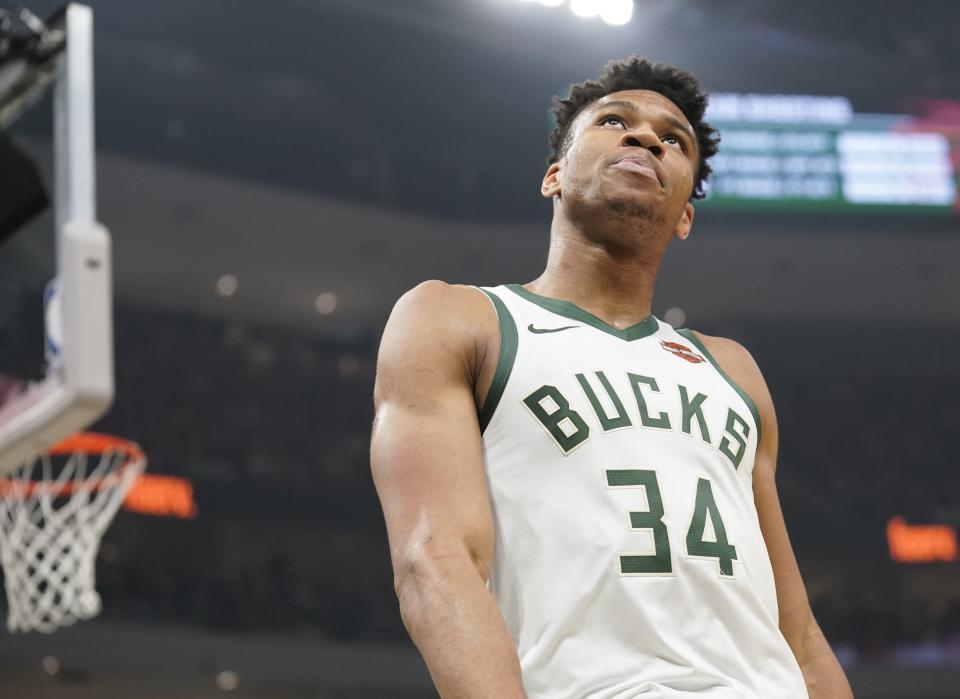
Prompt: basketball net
<box><xmin>0</xmin><ymin>433</ymin><xmax>145</xmax><ymax>633</ymax></box>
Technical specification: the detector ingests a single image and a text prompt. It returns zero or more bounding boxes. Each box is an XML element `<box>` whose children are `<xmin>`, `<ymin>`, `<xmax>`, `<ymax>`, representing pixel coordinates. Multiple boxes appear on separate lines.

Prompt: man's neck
<box><xmin>528</xmin><ymin>219</ymin><xmax>668</xmax><ymax>330</ymax></box>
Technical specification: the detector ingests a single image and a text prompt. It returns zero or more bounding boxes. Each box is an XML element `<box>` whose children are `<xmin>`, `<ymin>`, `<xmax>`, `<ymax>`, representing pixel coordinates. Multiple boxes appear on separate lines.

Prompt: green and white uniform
<box><xmin>477</xmin><ymin>284</ymin><xmax>808</xmax><ymax>699</ymax></box>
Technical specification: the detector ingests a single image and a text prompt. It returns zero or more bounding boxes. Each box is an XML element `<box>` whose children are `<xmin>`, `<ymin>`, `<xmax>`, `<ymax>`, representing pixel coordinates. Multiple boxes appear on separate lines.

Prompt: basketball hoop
<box><xmin>0</xmin><ymin>432</ymin><xmax>145</xmax><ymax>633</ymax></box>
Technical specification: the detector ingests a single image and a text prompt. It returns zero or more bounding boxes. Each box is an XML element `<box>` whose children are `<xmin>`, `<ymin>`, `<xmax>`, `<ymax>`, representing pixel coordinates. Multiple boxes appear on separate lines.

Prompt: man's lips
<box><xmin>610</xmin><ymin>157</ymin><xmax>660</xmax><ymax>182</ymax></box>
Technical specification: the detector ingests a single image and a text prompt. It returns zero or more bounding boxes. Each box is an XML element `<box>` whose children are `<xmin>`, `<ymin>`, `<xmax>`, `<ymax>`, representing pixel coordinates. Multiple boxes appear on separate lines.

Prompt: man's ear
<box><xmin>674</xmin><ymin>202</ymin><xmax>695</xmax><ymax>240</ymax></box>
<box><xmin>541</xmin><ymin>162</ymin><xmax>562</xmax><ymax>199</ymax></box>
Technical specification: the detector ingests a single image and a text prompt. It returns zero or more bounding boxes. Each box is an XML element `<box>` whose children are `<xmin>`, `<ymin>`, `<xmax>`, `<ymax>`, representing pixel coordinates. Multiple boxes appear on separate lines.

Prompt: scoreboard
<box><xmin>701</xmin><ymin>94</ymin><xmax>959</xmax><ymax>214</ymax></box>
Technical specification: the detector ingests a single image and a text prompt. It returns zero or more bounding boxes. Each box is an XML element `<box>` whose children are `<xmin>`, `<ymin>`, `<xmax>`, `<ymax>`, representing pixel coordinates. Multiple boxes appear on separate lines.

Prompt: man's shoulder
<box><xmin>384</xmin><ymin>280</ymin><xmax>499</xmax><ymax>355</ymax></box>
<box><xmin>392</xmin><ymin>280</ymin><xmax>497</xmax><ymax>329</ymax></box>
<box><xmin>377</xmin><ymin>281</ymin><xmax>501</xmax><ymax>400</ymax></box>
<box><xmin>683</xmin><ymin>329</ymin><xmax>758</xmax><ymax>376</ymax></box>
<box><xmin>395</xmin><ymin>279</ymin><xmax>491</xmax><ymax>309</ymax></box>
<box><xmin>684</xmin><ymin>328</ymin><xmax>775</xmax><ymax>437</ymax></box>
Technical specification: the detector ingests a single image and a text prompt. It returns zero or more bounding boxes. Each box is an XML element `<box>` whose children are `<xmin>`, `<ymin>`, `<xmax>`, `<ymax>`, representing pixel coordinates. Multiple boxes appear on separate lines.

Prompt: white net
<box><xmin>0</xmin><ymin>434</ymin><xmax>144</xmax><ymax>633</ymax></box>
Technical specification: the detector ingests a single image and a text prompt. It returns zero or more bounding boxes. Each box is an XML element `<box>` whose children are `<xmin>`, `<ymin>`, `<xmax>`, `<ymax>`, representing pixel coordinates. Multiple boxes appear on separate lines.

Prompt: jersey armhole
<box><xmin>476</xmin><ymin>288</ymin><xmax>518</xmax><ymax>435</ymax></box>
<box><xmin>676</xmin><ymin>328</ymin><xmax>763</xmax><ymax>444</ymax></box>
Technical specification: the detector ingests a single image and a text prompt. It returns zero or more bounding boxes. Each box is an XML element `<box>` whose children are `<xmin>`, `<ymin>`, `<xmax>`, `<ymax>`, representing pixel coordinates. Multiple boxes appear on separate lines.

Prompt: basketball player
<box><xmin>371</xmin><ymin>56</ymin><xmax>853</xmax><ymax>698</ymax></box>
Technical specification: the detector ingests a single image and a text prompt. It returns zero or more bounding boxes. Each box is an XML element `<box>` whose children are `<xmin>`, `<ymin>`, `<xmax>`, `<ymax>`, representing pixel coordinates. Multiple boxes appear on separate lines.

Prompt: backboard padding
<box><xmin>0</xmin><ymin>4</ymin><xmax>113</xmax><ymax>474</ymax></box>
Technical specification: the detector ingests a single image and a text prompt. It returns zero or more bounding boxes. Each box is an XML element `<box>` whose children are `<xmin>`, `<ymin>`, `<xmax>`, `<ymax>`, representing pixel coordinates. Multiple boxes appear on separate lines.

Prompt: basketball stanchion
<box><xmin>0</xmin><ymin>433</ymin><xmax>145</xmax><ymax>633</ymax></box>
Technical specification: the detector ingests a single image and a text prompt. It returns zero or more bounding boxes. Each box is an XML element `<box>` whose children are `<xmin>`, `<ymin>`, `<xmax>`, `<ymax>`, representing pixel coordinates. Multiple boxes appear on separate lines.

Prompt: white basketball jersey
<box><xmin>477</xmin><ymin>284</ymin><xmax>808</xmax><ymax>699</ymax></box>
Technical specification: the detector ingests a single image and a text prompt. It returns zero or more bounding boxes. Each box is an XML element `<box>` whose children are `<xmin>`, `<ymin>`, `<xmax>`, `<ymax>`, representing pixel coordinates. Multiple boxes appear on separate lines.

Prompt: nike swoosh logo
<box><xmin>527</xmin><ymin>323</ymin><xmax>579</xmax><ymax>334</ymax></box>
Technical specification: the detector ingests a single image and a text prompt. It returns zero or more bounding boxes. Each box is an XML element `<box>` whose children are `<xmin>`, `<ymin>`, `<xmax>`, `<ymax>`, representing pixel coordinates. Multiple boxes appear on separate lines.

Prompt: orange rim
<box><xmin>0</xmin><ymin>433</ymin><xmax>145</xmax><ymax>497</ymax></box>
<box><xmin>47</xmin><ymin>432</ymin><xmax>144</xmax><ymax>462</ymax></box>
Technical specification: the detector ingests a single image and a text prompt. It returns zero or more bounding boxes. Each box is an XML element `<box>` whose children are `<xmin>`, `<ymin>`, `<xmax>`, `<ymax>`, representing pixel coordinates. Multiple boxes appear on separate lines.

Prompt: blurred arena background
<box><xmin>0</xmin><ymin>0</ymin><xmax>959</xmax><ymax>696</ymax></box>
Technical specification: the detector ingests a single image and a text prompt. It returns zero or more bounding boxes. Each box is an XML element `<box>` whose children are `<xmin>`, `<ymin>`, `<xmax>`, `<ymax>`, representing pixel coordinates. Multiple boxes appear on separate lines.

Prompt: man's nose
<box><xmin>620</xmin><ymin>125</ymin><xmax>663</xmax><ymax>159</ymax></box>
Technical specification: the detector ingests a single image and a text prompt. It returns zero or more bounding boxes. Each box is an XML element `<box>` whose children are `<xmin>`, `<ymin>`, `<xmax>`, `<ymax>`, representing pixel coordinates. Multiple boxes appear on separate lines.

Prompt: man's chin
<box><xmin>605</xmin><ymin>196</ymin><xmax>662</xmax><ymax>222</ymax></box>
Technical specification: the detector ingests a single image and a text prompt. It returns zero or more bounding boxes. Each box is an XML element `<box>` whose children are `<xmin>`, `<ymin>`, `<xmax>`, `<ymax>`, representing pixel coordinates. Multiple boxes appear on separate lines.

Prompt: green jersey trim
<box><xmin>478</xmin><ymin>288</ymin><xmax>519</xmax><ymax>435</ymax></box>
<box><xmin>505</xmin><ymin>284</ymin><xmax>659</xmax><ymax>342</ymax></box>
<box><xmin>676</xmin><ymin>328</ymin><xmax>763</xmax><ymax>444</ymax></box>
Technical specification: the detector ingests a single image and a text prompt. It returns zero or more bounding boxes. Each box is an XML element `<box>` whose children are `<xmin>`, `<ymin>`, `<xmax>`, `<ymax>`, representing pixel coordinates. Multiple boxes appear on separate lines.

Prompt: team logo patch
<box><xmin>660</xmin><ymin>340</ymin><xmax>705</xmax><ymax>364</ymax></box>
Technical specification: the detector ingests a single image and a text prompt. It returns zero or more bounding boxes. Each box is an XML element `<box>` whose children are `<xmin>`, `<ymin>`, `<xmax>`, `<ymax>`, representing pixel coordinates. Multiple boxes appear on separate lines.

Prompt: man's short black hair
<box><xmin>548</xmin><ymin>55</ymin><xmax>720</xmax><ymax>200</ymax></box>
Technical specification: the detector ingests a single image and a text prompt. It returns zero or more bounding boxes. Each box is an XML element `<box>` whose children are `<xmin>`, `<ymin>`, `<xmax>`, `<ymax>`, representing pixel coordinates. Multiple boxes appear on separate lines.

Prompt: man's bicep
<box><xmin>741</xmin><ymin>349</ymin><xmax>815</xmax><ymax>651</ymax></box>
<box><xmin>371</xmin><ymin>283</ymin><xmax>495</xmax><ymax>586</ymax></box>
<box><xmin>695</xmin><ymin>331</ymin><xmax>815</xmax><ymax>648</ymax></box>
<box><xmin>753</xmin><ymin>452</ymin><xmax>814</xmax><ymax>645</ymax></box>
<box><xmin>748</xmin><ymin>361</ymin><xmax>853</xmax><ymax>694</ymax></box>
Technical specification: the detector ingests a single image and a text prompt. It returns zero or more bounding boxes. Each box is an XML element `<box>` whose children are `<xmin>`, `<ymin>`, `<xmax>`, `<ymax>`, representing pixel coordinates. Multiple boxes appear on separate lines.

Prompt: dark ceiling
<box><xmin>13</xmin><ymin>0</ymin><xmax>960</xmax><ymax>223</ymax></box>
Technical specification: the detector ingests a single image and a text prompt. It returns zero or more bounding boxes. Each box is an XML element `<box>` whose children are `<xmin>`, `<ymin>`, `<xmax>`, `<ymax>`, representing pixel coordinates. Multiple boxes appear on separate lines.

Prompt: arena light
<box><xmin>315</xmin><ymin>291</ymin><xmax>338</xmax><ymax>315</ymax></box>
<box><xmin>600</xmin><ymin>0</ymin><xmax>633</xmax><ymax>25</ymax></box>
<box><xmin>664</xmin><ymin>307</ymin><xmax>686</xmax><ymax>328</ymax></box>
<box><xmin>215</xmin><ymin>274</ymin><xmax>238</xmax><ymax>297</ymax></box>
<box><xmin>215</xmin><ymin>670</ymin><xmax>240</xmax><ymax>692</ymax></box>
<box><xmin>570</xmin><ymin>0</ymin><xmax>601</xmax><ymax>18</ymax></box>
<box><xmin>518</xmin><ymin>0</ymin><xmax>632</xmax><ymax>25</ymax></box>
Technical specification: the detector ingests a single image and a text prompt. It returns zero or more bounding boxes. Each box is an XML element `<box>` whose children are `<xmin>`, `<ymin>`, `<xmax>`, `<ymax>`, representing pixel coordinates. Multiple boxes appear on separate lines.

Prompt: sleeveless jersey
<box><xmin>476</xmin><ymin>284</ymin><xmax>808</xmax><ymax>699</ymax></box>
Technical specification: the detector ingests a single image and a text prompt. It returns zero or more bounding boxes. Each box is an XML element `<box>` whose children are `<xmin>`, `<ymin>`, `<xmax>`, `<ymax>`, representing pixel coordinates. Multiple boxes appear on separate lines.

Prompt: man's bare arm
<box><xmin>371</xmin><ymin>280</ymin><xmax>527</xmax><ymax>699</ymax></box>
<box><xmin>694</xmin><ymin>332</ymin><xmax>853</xmax><ymax>699</ymax></box>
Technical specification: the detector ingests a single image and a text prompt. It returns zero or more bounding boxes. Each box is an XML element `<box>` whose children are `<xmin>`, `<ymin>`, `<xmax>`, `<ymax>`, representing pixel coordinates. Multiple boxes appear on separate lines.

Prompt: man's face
<box><xmin>543</xmin><ymin>89</ymin><xmax>699</xmax><ymax>240</ymax></box>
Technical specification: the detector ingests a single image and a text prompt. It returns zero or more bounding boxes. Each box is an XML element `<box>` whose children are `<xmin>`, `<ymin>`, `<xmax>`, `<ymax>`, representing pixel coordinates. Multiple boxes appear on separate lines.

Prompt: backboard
<box><xmin>0</xmin><ymin>4</ymin><xmax>112</xmax><ymax>475</ymax></box>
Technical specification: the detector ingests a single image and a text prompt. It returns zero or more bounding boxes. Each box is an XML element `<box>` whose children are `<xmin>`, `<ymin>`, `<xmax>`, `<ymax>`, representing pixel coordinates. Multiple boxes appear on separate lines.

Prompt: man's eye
<box><xmin>599</xmin><ymin>115</ymin><xmax>625</xmax><ymax>127</ymax></box>
<box><xmin>662</xmin><ymin>134</ymin><xmax>684</xmax><ymax>149</ymax></box>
